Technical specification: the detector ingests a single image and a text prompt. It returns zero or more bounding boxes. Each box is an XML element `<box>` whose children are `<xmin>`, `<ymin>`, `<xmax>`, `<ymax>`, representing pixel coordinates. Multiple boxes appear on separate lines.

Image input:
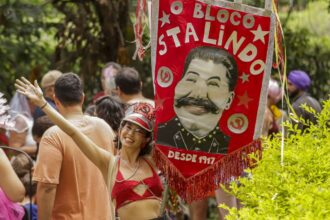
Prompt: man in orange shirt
<box><xmin>33</xmin><ymin>73</ymin><xmax>115</xmax><ymax>219</ymax></box>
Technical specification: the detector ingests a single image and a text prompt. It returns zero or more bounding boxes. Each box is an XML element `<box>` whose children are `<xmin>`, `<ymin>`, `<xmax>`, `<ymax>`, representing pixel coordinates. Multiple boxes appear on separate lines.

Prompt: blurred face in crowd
<box><xmin>44</xmin><ymin>85</ymin><xmax>56</xmax><ymax>100</ymax></box>
<box><xmin>101</xmin><ymin>66</ymin><xmax>119</xmax><ymax>96</ymax></box>
<box><xmin>287</xmin><ymin>80</ymin><xmax>299</xmax><ymax>98</ymax></box>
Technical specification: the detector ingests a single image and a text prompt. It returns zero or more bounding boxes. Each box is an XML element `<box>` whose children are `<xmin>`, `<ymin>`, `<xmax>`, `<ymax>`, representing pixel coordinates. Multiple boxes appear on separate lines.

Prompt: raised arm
<box><xmin>15</xmin><ymin>77</ymin><xmax>114</xmax><ymax>179</ymax></box>
<box><xmin>0</xmin><ymin>149</ymin><xmax>25</xmax><ymax>202</ymax></box>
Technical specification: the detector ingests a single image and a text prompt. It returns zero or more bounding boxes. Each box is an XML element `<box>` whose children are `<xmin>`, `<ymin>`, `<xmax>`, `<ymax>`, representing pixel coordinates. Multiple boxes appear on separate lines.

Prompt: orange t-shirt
<box><xmin>33</xmin><ymin>115</ymin><xmax>115</xmax><ymax>220</ymax></box>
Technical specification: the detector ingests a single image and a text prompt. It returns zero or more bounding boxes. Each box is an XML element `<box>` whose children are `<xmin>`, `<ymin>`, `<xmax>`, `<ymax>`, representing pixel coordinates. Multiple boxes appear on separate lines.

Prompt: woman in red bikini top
<box><xmin>110</xmin><ymin>103</ymin><xmax>164</xmax><ymax>219</ymax></box>
<box><xmin>14</xmin><ymin>80</ymin><xmax>164</xmax><ymax>220</ymax></box>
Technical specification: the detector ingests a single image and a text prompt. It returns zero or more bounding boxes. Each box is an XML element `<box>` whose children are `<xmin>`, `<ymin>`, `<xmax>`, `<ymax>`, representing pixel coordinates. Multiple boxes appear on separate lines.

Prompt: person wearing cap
<box><xmin>287</xmin><ymin>70</ymin><xmax>322</xmax><ymax>131</ymax></box>
<box><xmin>33</xmin><ymin>70</ymin><xmax>62</xmax><ymax>120</ymax></box>
<box><xmin>15</xmin><ymin>78</ymin><xmax>164</xmax><ymax>220</ymax></box>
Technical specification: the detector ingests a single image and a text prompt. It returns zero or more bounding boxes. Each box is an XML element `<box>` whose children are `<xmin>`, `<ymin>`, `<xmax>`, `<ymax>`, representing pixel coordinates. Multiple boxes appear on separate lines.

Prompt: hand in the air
<box><xmin>15</xmin><ymin>77</ymin><xmax>46</xmax><ymax>107</ymax></box>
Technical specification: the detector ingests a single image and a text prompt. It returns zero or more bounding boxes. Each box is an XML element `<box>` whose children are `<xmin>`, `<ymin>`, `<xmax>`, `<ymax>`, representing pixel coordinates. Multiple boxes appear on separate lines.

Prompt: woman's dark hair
<box><xmin>95</xmin><ymin>96</ymin><xmax>125</xmax><ymax>132</ymax></box>
<box><xmin>32</xmin><ymin>116</ymin><xmax>54</xmax><ymax>138</ymax></box>
<box><xmin>84</xmin><ymin>105</ymin><xmax>96</xmax><ymax>116</ymax></box>
<box><xmin>119</xmin><ymin>121</ymin><xmax>153</xmax><ymax>156</ymax></box>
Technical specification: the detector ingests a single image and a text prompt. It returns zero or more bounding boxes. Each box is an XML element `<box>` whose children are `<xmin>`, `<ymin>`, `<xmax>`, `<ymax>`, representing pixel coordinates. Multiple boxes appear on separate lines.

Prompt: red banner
<box><xmin>151</xmin><ymin>0</ymin><xmax>275</xmax><ymax>202</ymax></box>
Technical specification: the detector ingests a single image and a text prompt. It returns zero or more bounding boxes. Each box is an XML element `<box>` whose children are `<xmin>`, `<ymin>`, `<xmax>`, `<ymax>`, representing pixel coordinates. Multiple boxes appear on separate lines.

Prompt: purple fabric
<box><xmin>288</xmin><ymin>70</ymin><xmax>311</xmax><ymax>91</ymax></box>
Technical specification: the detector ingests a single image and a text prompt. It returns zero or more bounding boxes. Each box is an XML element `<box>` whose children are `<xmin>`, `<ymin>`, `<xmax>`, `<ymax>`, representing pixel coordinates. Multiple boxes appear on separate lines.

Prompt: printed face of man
<box><xmin>174</xmin><ymin>58</ymin><xmax>234</xmax><ymax>138</ymax></box>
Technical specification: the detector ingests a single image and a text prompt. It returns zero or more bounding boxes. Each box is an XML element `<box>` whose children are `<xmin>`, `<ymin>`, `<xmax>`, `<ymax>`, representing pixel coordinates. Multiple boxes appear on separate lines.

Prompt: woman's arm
<box><xmin>0</xmin><ymin>149</ymin><xmax>25</xmax><ymax>202</ymax></box>
<box><xmin>15</xmin><ymin>77</ymin><xmax>114</xmax><ymax>178</ymax></box>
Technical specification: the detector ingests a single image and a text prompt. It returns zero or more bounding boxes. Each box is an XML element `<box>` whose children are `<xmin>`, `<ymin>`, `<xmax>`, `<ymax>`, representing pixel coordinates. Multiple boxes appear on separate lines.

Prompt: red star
<box><xmin>237</xmin><ymin>91</ymin><xmax>253</xmax><ymax>109</ymax></box>
<box><xmin>155</xmin><ymin>95</ymin><xmax>165</xmax><ymax>111</ymax></box>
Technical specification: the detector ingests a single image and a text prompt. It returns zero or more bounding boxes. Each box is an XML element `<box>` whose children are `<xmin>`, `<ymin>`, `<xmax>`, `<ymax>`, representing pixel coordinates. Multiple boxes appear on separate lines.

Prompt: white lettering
<box><xmin>174</xmin><ymin>151</ymin><xmax>180</xmax><ymax>160</ymax></box>
<box><xmin>230</xmin><ymin>11</ymin><xmax>241</xmax><ymax>26</ymax></box>
<box><xmin>171</xmin><ymin>1</ymin><xmax>183</xmax><ymax>15</ymax></box>
<box><xmin>217</xmin><ymin>25</ymin><xmax>225</xmax><ymax>46</ymax></box>
<box><xmin>205</xmin><ymin>5</ymin><xmax>215</xmax><ymax>21</ymax></box>
<box><xmin>243</xmin><ymin>14</ymin><xmax>255</xmax><ymax>29</ymax></box>
<box><xmin>217</xmin><ymin>9</ymin><xmax>229</xmax><ymax>23</ymax></box>
<box><xmin>185</xmin><ymin>23</ymin><xmax>199</xmax><ymax>43</ymax></box>
<box><xmin>158</xmin><ymin>34</ymin><xmax>167</xmax><ymax>55</ymax></box>
<box><xmin>193</xmin><ymin>3</ymin><xmax>204</xmax><ymax>18</ymax></box>
<box><xmin>238</xmin><ymin>43</ymin><xmax>257</xmax><ymax>62</ymax></box>
<box><xmin>224</xmin><ymin>31</ymin><xmax>246</xmax><ymax>55</ymax></box>
<box><xmin>203</xmin><ymin>22</ymin><xmax>217</xmax><ymax>45</ymax></box>
<box><xmin>192</xmin><ymin>7</ymin><xmax>255</xmax><ymax>29</ymax></box>
<box><xmin>250</xmin><ymin>59</ymin><xmax>265</xmax><ymax>75</ymax></box>
<box><xmin>168</xmin><ymin>150</ymin><xmax>175</xmax><ymax>158</ymax></box>
<box><xmin>199</xmin><ymin>156</ymin><xmax>207</xmax><ymax>164</ymax></box>
<box><xmin>168</xmin><ymin>151</ymin><xmax>198</xmax><ymax>163</ymax></box>
<box><xmin>166</xmin><ymin>27</ymin><xmax>181</xmax><ymax>47</ymax></box>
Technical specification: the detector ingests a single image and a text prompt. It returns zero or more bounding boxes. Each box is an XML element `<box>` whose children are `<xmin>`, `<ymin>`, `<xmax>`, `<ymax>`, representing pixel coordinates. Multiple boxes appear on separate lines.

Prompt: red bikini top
<box><xmin>111</xmin><ymin>158</ymin><xmax>163</xmax><ymax>210</ymax></box>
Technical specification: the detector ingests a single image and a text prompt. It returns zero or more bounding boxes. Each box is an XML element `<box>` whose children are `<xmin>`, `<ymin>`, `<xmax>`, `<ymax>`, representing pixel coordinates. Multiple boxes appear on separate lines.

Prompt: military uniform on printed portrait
<box><xmin>156</xmin><ymin>117</ymin><xmax>230</xmax><ymax>154</ymax></box>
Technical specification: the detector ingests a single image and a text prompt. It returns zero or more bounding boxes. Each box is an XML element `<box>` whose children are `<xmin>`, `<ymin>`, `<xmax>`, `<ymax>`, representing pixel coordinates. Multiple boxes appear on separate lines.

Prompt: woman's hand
<box><xmin>15</xmin><ymin>77</ymin><xmax>46</xmax><ymax>107</ymax></box>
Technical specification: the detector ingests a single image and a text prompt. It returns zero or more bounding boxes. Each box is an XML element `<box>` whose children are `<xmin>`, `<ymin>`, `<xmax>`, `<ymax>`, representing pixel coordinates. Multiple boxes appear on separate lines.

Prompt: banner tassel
<box><xmin>153</xmin><ymin>140</ymin><xmax>262</xmax><ymax>203</ymax></box>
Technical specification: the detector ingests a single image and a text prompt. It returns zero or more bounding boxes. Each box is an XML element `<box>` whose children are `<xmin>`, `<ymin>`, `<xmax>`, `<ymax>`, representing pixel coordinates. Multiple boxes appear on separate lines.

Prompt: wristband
<box><xmin>40</xmin><ymin>102</ymin><xmax>48</xmax><ymax>110</ymax></box>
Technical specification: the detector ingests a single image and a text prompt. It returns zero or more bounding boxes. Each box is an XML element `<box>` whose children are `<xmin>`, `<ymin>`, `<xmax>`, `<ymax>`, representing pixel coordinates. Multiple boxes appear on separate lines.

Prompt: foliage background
<box><xmin>223</xmin><ymin>100</ymin><xmax>330</xmax><ymax>219</ymax></box>
<box><xmin>0</xmin><ymin>0</ymin><xmax>329</xmax><ymax>219</ymax></box>
<box><xmin>0</xmin><ymin>0</ymin><xmax>329</xmax><ymax>103</ymax></box>
<box><xmin>283</xmin><ymin>1</ymin><xmax>330</xmax><ymax>101</ymax></box>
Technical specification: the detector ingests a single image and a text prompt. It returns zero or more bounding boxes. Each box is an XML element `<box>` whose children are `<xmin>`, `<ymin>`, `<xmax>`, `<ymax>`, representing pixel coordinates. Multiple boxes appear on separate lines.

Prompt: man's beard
<box><xmin>289</xmin><ymin>89</ymin><xmax>300</xmax><ymax>99</ymax></box>
<box><xmin>175</xmin><ymin>93</ymin><xmax>219</xmax><ymax>114</ymax></box>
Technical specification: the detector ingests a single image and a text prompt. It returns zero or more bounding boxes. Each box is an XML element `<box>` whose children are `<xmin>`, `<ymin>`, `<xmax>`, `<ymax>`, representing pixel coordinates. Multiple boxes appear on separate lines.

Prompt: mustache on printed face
<box><xmin>175</xmin><ymin>93</ymin><xmax>220</xmax><ymax>114</ymax></box>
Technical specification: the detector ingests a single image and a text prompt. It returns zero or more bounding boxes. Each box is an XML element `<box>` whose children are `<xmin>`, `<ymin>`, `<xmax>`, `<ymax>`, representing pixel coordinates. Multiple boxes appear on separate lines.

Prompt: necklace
<box><xmin>115</xmin><ymin>158</ymin><xmax>140</xmax><ymax>183</ymax></box>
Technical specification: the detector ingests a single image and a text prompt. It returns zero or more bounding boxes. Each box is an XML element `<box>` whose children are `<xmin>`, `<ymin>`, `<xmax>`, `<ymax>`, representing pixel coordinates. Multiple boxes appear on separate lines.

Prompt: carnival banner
<box><xmin>151</xmin><ymin>0</ymin><xmax>275</xmax><ymax>202</ymax></box>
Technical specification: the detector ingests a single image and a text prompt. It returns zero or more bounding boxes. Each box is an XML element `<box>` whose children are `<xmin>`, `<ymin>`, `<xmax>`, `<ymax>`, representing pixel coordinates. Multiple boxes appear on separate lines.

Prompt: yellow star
<box><xmin>237</xmin><ymin>91</ymin><xmax>253</xmax><ymax>109</ymax></box>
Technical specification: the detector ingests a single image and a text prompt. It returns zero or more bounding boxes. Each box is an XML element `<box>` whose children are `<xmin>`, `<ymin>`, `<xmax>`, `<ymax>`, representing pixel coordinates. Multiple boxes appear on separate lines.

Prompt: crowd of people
<box><xmin>262</xmin><ymin>70</ymin><xmax>322</xmax><ymax>137</ymax></box>
<box><xmin>0</xmin><ymin>60</ymin><xmax>322</xmax><ymax>220</ymax></box>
